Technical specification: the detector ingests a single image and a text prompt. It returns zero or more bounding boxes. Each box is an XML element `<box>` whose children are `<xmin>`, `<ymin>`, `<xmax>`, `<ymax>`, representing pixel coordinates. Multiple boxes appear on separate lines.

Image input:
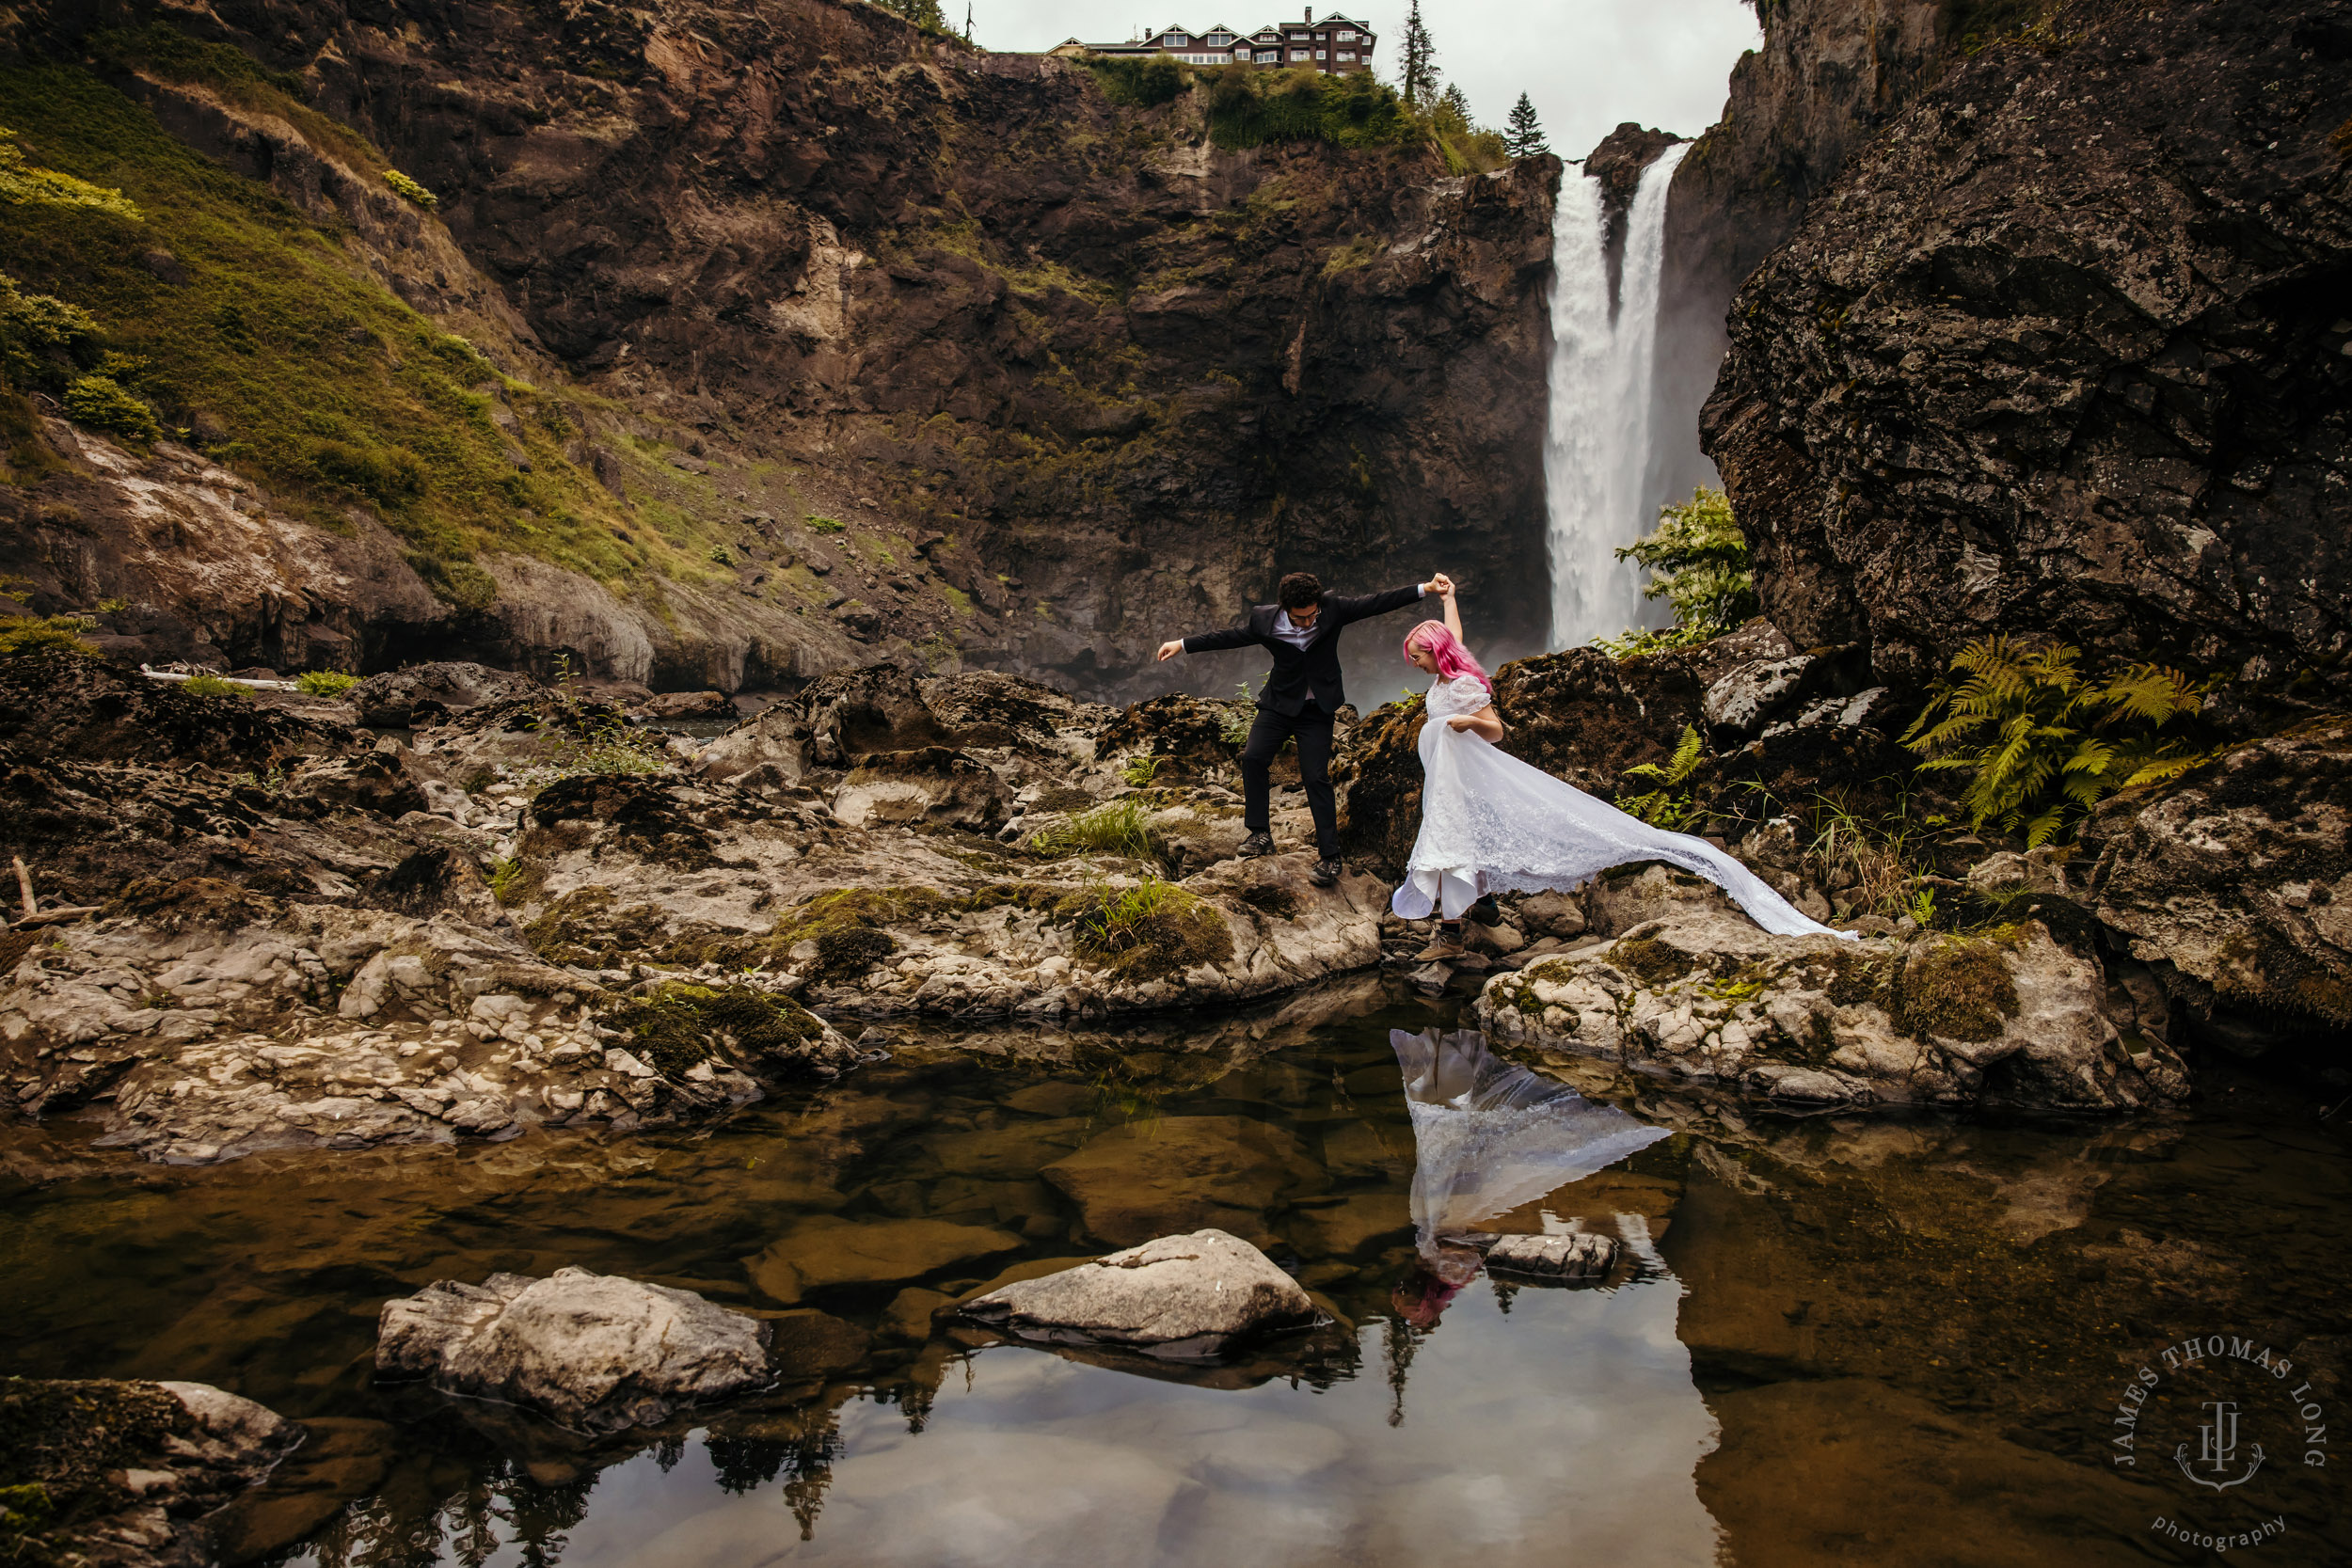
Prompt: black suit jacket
<box><xmin>1182</xmin><ymin>585</ymin><xmax>1427</xmax><ymax>717</ymax></box>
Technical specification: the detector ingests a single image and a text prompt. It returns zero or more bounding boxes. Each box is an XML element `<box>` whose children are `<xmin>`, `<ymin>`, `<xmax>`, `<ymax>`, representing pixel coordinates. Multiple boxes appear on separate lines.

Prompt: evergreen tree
<box><xmin>1400</xmin><ymin>0</ymin><xmax>1438</xmax><ymax>109</ymax></box>
<box><xmin>1435</xmin><ymin>82</ymin><xmax>1473</xmax><ymax>136</ymax></box>
<box><xmin>1503</xmin><ymin>92</ymin><xmax>1549</xmax><ymax>157</ymax></box>
<box><xmin>876</xmin><ymin>0</ymin><xmax>946</xmax><ymax>29</ymax></box>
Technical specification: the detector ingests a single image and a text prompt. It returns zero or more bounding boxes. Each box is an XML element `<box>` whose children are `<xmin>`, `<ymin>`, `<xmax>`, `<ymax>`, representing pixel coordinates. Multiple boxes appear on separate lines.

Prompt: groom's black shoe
<box><xmin>1310</xmin><ymin>859</ymin><xmax>1340</xmax><ymax>888</ymax></box>
<box><xmin>1239</xmin><ymin>832</ymin><xmax>1277</xmax><ymax>858</ymax></box>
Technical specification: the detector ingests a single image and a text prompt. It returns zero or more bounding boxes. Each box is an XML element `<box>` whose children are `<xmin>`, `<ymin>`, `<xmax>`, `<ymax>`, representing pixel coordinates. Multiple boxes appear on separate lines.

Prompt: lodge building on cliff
<box><xmin>1048</xmin><ymin>9</ymin><xmax>1377</xmax><ymax>72</ymax></box>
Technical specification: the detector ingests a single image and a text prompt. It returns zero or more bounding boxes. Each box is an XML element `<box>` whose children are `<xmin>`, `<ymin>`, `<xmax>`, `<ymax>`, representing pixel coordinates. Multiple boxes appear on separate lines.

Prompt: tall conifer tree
<box><xmin>1504</xmin><ymin>92</ymin><xmax>1549</xmax><ymax>157</ymax></box>
<box><xmin>1400</xmin><ymin>0</ymin><xmax>1438</xmax><ymax>109</ymax></box>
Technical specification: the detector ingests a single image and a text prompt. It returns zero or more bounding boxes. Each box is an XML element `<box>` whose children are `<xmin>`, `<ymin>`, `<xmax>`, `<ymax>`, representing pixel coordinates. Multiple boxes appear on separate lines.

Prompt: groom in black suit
<box><xmin>1158</xmin><ymin>569</ymin><xmax>1450</xmax><ymax>887</ymax></box>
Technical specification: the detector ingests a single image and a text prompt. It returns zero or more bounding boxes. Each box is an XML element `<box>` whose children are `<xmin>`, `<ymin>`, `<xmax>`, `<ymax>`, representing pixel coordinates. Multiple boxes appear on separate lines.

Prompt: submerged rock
<box><xmin>1483</xmin><ymin>1231</ymin><xmax>1620</xmax><ymax>1284</ymax></box>
<box><xmin>0</xmin><ymin>1375</ymin><xmax>303</xmax><ymax>1568</ymax></box>
<box><xmin>1477</xmin><ymin>909</ymin><xmax>2190</xmax><ymax>1111</ymax></box>
<box><xmin>376</xmin><ymin>1267</ymin><xmax>772</xmax><ymax>1433</ymax></box>
<box><xmin>961</xmin><ymin>1229</ymin><xmax>1316</xmax><ymax>1358</ymax></box>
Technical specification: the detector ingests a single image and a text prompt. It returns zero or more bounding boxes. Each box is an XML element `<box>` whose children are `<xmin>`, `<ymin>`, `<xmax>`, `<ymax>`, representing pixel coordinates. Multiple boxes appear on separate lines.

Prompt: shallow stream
<box><xmin>4</xmin><ymin>978</ymin><xmax>2345</xmax><ymax>1565</ymax></box>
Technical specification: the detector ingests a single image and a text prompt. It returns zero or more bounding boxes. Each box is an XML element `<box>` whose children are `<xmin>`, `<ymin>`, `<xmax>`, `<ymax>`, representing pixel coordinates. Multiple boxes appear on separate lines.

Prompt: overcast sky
<box><xmin>968</xmin><ymin>0</ymin><xmax>1764</xmax><ymax>159</ymax></box>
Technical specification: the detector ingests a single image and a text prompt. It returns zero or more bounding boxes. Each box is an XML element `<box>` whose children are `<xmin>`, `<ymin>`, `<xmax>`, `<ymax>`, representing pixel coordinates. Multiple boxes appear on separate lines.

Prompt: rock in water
<box><xmin>1484</xmin><ymin>1231</ymin><xmax>1619</xmax><ymax>1284</ymax></box>
<box><xmin>0</xmin><ymin>1377</ymin><xmax>303</xmax><ymax>1568</ymax></box>
<box><xmin>961</xmin><ymin>1229</ymin><xmax>1316</xmax><ymax>1359</ymax></box>
<box><xmin>375</xmin><ymin>1267</ymin><xmax>771</xmax><ymax>1433</ymax></box>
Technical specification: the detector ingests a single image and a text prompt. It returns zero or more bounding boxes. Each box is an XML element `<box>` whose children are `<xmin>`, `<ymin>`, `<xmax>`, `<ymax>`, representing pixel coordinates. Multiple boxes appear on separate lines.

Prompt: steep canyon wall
<box><xmin>6</xmin><ymin>0</ymin><xmax>1560</xmax><ymax>698</ymax></box>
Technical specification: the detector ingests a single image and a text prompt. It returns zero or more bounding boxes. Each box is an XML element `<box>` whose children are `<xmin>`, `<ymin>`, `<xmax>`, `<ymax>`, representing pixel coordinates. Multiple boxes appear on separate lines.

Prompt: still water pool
<box><xmin>4</xmin><ymin>977</ymin><xmax>2345</xmax><ymax>1565</ymax></box>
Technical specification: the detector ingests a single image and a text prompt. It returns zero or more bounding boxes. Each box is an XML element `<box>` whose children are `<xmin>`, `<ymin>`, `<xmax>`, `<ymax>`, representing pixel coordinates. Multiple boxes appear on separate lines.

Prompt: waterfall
<box><xmin>1542</xmin><ymin>141</ymin><xmax>1692</xmax><ymax>651</ymax></box>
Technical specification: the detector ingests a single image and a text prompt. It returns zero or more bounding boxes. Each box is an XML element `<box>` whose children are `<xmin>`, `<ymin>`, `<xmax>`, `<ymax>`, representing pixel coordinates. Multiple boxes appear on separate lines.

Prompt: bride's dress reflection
<box><xmin>1389</xmin><ymin>1028</ymin><xmax>1669</xmax><ymax>1328</ymax></box>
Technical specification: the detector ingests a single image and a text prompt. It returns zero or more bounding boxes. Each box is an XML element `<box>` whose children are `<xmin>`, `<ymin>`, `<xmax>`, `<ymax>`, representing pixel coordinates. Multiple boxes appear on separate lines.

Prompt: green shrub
<box><xmin>1901</xmin><ymin>637</ymin><xmax>2212</xmax><ymax>846</ymax></box>
<box><xmin>0</xmin><ymin>614</ymin><xmax>96</xmax><ymax>657</ymax></box>
<box><xmin>180</xmin><ymin>673</ymin><xmax>247</xmax><ymax>699</ymax></box>
<box><xmin>803</xmin><ymin>514</ymin><xmax>844</xmax><ymax>532</ymax></box>
<box><xmin>294</xmin><ymin>668</ymin><xmax>360</xmax><ymax>696</ymax></box>
<box><xmin>382</xmin><ymin>168</ymin><xmax>437</xmax><ymax>209</ymax></box>
<box><xmin>707</xmin><ymin>544</ymin><xmax>733</xmax><ymax>566</ymax></box>
<box><xmin>1031</xmin><ymin>797</ymin><xmax>1158</xmax><ymax>860</ymax></box>
<box><xmin>1119</xmin><ymin>754</ymin><xmax>1159</xmax><ymax>787</ymax></box>
<box><xmin>1087</xmin><ymin>55</ymin><xmax>1185</xmax><ymax>107</ymax></box>
<box><xmin>1613</xmin><ymin>485</ymin><xmax>1756</xmax><ymax>639</ymax></box>
<box><xmin>1205</xmin><ymin>68</ymin><xmax>1422</xmax><ymax>151</ymax></box>
<box><xmin>62</xmin><ymin>372</ymin><xmax>159</xmax><ymax>440</ymax></box>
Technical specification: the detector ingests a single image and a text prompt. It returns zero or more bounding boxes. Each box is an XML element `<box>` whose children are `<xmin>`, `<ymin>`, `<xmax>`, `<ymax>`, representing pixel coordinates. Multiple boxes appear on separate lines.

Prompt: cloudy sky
<box><xmin>966</xmin><ymin>0</ymin><xmax>1763</xmax><ymax>159</ymax></box>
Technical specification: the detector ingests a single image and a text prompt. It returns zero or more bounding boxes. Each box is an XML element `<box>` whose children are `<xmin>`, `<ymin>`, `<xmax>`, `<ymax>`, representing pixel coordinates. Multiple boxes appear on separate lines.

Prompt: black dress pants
<box><xmin>1240</xmin><ymin>703</ymin><xmax>1338</xmax><ymax>859</ymax></box>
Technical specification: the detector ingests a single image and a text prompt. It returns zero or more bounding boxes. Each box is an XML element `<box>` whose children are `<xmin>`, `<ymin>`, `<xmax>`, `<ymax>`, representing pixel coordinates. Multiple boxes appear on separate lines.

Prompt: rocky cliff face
<box><xmin>8</xmin><ymin>0</ymin><xmax>1560</xmax><ymax>698</ymax></box>
<box><xmin>1652</xmin><ymin>0</ymin><xmax>1958</xmax><ymax>510</ymax></box>
<box><xmin>1703</xmin><ymin>0</ymin><xmax>2352</xmax><ymax>695</ymax></box>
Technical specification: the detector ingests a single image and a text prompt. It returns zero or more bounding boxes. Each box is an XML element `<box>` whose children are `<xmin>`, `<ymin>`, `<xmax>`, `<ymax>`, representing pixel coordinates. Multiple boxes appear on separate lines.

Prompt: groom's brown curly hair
<box><xmin>1277</xmin><ymin>572</ymin><xmax>1323</xmax><ymax>610</ymax></box>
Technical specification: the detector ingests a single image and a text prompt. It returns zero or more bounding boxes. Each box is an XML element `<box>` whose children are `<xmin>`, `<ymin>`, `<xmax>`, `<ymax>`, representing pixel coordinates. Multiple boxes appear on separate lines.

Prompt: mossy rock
<box><xmin>1897</xmin><ymin>937</ymin><xmax>2020</xmax><ymax>1042</ymax></box>
<box><xmin>596</xmin><ymin>981</ymin><xmax>825</xmax><ymax>1074</ymax></box>
<box><xmin>523</xmin><ymin>884</ymin><xmax>665</xmax><ymax>966</ymax></box>
<box><xmin>811</xmin><ymin>927</ymin><xmax>896</xmax><ymax>982</ymax></box>
<box><xmin>0</xmin><ymin>1378</ymin><xmax>191</xmax><ymax>1564</ymax></box>
<box><xmin>1606</xmin><ymin>935</ymin><xmax>1695</xmax><ymax>988</ymax></box>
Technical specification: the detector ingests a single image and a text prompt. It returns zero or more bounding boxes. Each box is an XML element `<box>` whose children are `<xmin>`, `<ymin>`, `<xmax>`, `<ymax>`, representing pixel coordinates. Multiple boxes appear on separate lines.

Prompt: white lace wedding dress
<box><xmin>1391</xmin><ymin>673</ymin><xmax>1851</xmax><ymax>939</ymax></box>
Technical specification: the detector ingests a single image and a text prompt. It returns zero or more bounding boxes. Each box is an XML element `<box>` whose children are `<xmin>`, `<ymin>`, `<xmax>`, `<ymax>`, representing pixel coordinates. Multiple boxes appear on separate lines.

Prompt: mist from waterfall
<box><xmin>1543</xmin><ymin>141</ymin><xmax>1692</xmax><ymax>651</ymax></box>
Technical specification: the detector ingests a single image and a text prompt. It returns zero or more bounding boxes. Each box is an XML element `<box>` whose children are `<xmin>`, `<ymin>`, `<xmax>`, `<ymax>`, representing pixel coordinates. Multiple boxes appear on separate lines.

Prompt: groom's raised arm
<box><xmin>1326</xmin><ymin>579</ymin><xmax>1432</xmax><ymax>626</ymax></box>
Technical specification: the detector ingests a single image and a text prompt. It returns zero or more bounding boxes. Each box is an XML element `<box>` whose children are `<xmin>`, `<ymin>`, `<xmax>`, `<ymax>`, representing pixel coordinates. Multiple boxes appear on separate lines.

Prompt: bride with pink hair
<box><xmin>1395</xmin><ymin>584</ymin><xmax>1847</xmax><ymax>959</ymax></box>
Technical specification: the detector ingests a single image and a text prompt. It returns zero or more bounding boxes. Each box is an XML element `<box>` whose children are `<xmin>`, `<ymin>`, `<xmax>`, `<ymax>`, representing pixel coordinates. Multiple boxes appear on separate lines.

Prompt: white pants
<box><xmin>1406</xmin><ymin>868</ymin><xmax>1483</xmax><ymax>922</ymax></box>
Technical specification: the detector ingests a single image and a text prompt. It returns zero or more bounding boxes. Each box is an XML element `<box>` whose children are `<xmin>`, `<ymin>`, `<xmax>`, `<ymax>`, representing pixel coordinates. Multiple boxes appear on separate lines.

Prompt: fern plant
<box><xmin>1900</xmin><ymin>637</ymin><xmax>2211</xmax><ymax>847</ymax></box>
<box><xmin>1617</xmin><ymin>723</ymin><xmax>1706</xmax><ymax>829</ymax></box>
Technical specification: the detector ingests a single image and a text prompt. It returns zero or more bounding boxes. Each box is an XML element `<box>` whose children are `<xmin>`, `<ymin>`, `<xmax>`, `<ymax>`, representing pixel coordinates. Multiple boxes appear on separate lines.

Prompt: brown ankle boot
<box><xmin>1415</xmin><ymin>923</ymin><xmax>1466</xmax><ymax>960</ymax></box>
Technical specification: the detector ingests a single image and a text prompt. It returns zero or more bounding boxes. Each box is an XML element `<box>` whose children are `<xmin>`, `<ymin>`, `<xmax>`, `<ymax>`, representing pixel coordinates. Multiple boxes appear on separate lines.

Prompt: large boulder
<box><xmin>960</xmin><ymin>1229</ymin><xmax>1316</xmax><ymax>1358</ymax></box>
<box><xmin>375</xmin><ymin>1267</ymin><xmax>773</xmax><ymax>1433</ymax></box>
<box><xmin>1701</xmin><ymin>0</ymin><xmax>2352</xmax><ymax>697</ymax></box>
<box><xmin>2084</xmin><ymin>714</ymin><xmax>2352</xmax><ymax>1053</ymax></box>
<box><xmin>1478</xmin><ymin>910</ymin><xmax>2190</xmax><ymax>1111</ymax></box>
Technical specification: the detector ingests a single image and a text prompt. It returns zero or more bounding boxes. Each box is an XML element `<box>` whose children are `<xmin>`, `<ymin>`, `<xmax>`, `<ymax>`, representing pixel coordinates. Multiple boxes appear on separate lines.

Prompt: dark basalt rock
<box><xmin>2084</xmin><ymin>713</ymin><xmax>2352</xmax><ymax>1053</ymax></box>
<box><xmin>0</xmin><ymin>648</ymin><xmax>347</xmax><ymax>769</ymax></box>
<box><xmin>1703</xmin><ymin>0</ymin><xmax>2352</xmax><ymax>692</ymax></box>
<box><xmin>349</xmin><ymin>662</ymin><xmax>549</xmax><ymax>728</ymax></box>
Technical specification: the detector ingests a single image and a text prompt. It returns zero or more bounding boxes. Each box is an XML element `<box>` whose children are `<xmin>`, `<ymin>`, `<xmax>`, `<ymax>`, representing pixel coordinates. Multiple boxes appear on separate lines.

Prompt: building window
<box><xmin>1290</xmin><ymin>48</ymin><xmax>1308</xmax><ymax>58</ymax></box>
<box><xmin>1337</xmin><ymin>28</ymin><xmax>1356</xmax><ymax>40</ymax></box>
<box><xmin>1206</xmin><ymin>31</ymin><xmax>1231</xmax><ymax>44</ymax></box>
<box><xmin>1162</xmin><ymin>32</ymin><xmax>1187</xmax><ymax>45</ymax></box>
<box><xmin>1314</xmin><ymin>48</ymin><xmax>1326</xmax><ymax>57</ymax></box>
<box><xmin>1336</xmin><ymin>50</ymin><xmax>1353</xmax><ymax>59</ymax></box>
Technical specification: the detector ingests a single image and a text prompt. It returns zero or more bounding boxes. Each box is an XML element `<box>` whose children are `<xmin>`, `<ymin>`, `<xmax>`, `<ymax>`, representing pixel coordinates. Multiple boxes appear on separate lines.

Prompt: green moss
<box><xmin>294</xmin><ymin>668</ymin><xmax>359</xmax><ymax>695</ymax></box>
<box><xmin>523</xmin><ymin>885</ymin><xmax>665</xmax><ymax>966</ymax></box>
<box><xmin>771</xmin><ymin>886</ymin><xmax>948</xmax><ymax>947</ymax></box>
<box><xmin>0</xmin><ymin>1378</ymin><xmax>192</xmax><ymax>1565</ymax></box>
<box><xmin>1898</xmin><ymin>937</ymin><xmax>2019</xmax><ymax>1041</ymax></box>
<box><xmin>811</xmin><ymin>927</ymin><xmax>896</xmax><ymax>981</ymax></box>
<box><xmin>1606</xmin><ymin>935</ymin><xmax>1695</xmax><ymax>987</ymax></box>
<box><xmin>597</xmin><ymin>980</ymin><xmax>822</xmax><ymax>1074</ymax></box>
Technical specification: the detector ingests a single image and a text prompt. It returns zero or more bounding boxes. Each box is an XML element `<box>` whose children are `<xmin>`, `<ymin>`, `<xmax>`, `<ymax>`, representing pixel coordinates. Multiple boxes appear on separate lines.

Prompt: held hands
<box><xmin>1156</xmin><ymin>640</ymin><xmax>1184</xmax><ymax>662</ymax></box>
<box><xmin>1422</xmin><ymin>572</ymin><xmax>1455</xmax><ymax>599</ymax></box>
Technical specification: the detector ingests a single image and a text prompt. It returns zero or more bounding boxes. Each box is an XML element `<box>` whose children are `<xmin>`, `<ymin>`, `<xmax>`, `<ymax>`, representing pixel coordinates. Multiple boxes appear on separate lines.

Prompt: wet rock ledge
<box><xmin>0</xmin><ymin>651</ymin><xmax>1379</xmax><ymax>1164</ymax></box>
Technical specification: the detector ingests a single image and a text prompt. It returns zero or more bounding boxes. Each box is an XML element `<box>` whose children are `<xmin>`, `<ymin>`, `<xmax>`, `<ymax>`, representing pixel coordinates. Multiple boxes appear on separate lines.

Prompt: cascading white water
<box><xmin>1543</xmin><ymin>141</ymin><xmax>1692</xmax><ymax>651</ymax></box>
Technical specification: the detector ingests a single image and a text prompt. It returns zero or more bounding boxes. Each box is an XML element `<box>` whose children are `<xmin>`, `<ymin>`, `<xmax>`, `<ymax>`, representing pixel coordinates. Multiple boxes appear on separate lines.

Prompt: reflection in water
<box><xmin>11</xmin><ymin>990</ymin><xmax>2344</xmax><ymax>1565</ymax></box>
<box><xmin>1389</xmin><ymin>1028</ymin><xmax>1671</xmax><ymax>1331</ymax></box>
